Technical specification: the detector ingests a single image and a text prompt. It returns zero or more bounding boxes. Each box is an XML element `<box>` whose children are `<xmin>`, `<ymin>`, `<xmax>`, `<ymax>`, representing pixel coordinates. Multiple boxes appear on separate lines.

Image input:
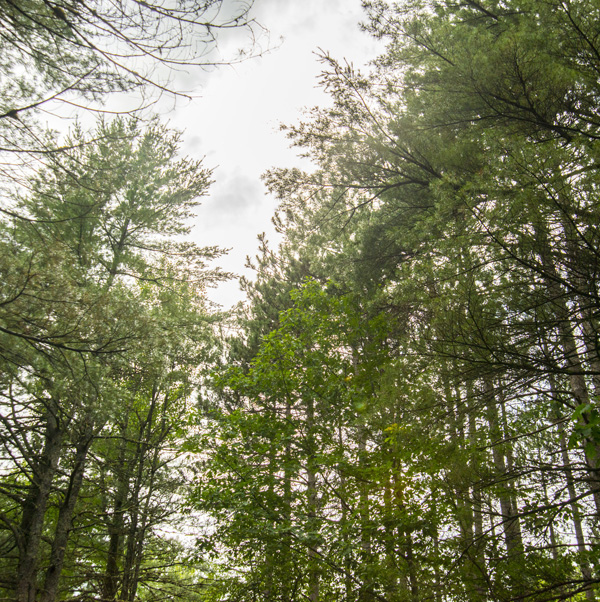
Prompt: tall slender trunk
<box><xmin>121</xmin><ymin>389</ymin><xmax>176</xmax><ymax>602</ymax></box>
<box><xmin>306</xmin><ymin>395</ymin><xmax>320</xmax><ymax>602</ymax></box>
<box><xmin>547</xmin><ymin>368</ymin><xmax>597</xmax><ymax>602</ymax></box>
<box><xmin>120</xmin><ymin>390</ymin><xmax>160</xmax><ymax>601</ymax></box>
<box><xmin>40</xmin><ymin>422</ymin><xmax>94</xmax><ymax>602</ymax></box>
<box><xmin>484</xmin><ymin>377</ymin><xmax>523</xmax><ymax>558</ymax></box>
<box><xmin>559</xmin><ymin>426</ymin><xmax>596</xmax><ymax>602</ymax></box>
<box><xmin>538</xmin><ymin>451</ymin><xmax>559</xmax><ymax>563</ymax></box>
<box><xmin>101</xmin><ymin>416</ymin><xmax>132</xmax><ymax>602</ymax></box>
<box><xmin>445</xmin><ymin>376</ymin><xmax>484</xmax><ymax>596</ymax></box>
<box><xmin>16</xmin><ymin>404</ymin><xmax>63</xmax><ymax>602</ymax></box>
<box><xmin>536</xmin><ymin>222</ymin><xmax>600</xmax><ymax>515</ymax></box>
<box><xmin>467</xmin><ymin>387</ymin><xmax>488</xmax><ymax>600</ymax></box>
<box><xmin>283</xmin><ymin>399</ymin><xmax>293</xmax><ymax>602</ymax></box>
<box><xmin>382</xmin><ymin>458</ymin><xmax>399</xmax><ymax>602</ymax></box>
<box><xmin>499</xmin><ymin>392</ymin><xmax>523</xmax><ymax>551</ymax></box>
<box><xmin>404</xmin><ymin>529</ymin><xmax>418</xmax><ymax>602</ymax></box>
<box><xmin>124</xmin><ymin>413</ymin><xmax>169</xmax><ymax>602</ymax></box>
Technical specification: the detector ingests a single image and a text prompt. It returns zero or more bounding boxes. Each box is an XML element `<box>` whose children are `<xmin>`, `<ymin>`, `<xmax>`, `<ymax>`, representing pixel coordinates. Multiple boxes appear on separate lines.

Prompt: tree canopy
<box><xmin>2</xmin><ymin>0</ymin><xmax>600</xmax><ymax>601</ymax></box>
<box><xmin>198</xmin><ymin>0</ymin><xmax>600</xmax><ymax>600</ymax></box>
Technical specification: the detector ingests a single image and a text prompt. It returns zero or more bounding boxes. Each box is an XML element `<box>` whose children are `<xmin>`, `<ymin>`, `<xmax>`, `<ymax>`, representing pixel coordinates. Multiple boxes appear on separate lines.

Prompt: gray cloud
<box><xmin>198</xmin><ymin>167</ymin><xmax>265</xmax><ymax>227</ymax></box>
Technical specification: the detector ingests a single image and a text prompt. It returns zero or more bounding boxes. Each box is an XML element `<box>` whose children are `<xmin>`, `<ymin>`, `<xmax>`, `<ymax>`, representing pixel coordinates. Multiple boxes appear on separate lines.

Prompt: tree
<box><xmin>216</xmin><ymin>0</ymin><xmax>600</xmax><ymax>600</ymax></box>
<box><xmin>199</xmin><ymin>281</ymin><xmax>403</xmax><ymax>602</ymax></box>
<box><xmin>0</xmin><ymin>0</ymin><xmax>261</xmax><ymax>133</ymax></box>
<box><xmin>0</xmin><ymin>0</ymin><xmax>263</xmax><ymax>218</ymax></box>
<box><xmin>0</xmin><ymin>117</ymin><xmax>223</xmax><ymax>602</ymax></box>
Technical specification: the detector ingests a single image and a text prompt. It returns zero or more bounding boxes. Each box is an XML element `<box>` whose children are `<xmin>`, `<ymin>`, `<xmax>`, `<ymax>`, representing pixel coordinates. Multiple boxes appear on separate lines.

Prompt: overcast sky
<box><xmin>168</xmin><ymin>1</ymin><xmax>384</xmax><ymax>308</ymax></box>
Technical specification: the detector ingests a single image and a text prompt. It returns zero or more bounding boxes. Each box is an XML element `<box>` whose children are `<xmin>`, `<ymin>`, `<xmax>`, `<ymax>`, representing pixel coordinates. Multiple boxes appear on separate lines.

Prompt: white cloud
<box><xmin>171</xmin><ymin>0</ymin><xmax>384</xmax><ymax>308</ymax></box>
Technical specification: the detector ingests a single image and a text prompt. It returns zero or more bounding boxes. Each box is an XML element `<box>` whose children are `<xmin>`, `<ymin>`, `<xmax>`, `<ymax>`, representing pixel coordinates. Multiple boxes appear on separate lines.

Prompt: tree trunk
<box><xmin>536</xmin><ymin>222</ymin><xmax>600</xmax><ymax>515</ymax></box>
<box><xmin>121</xmin><ymin>388</ymin><xmax>170</xmax><ymax>602</ymax></box>
<box><xmin>16</xmin><ymin>405</ymin><xmax>63</xmax><ymax>602</ymax></box>
<box><xmin>306</xmin><ymin>395</ymin><xmax>320</xmax><ymax>602</ymax></box>
<box><xmin>484</xmin><ymin>378</ymin><xmax>523</xmax><ymax>559</ymax></box>
<box><xmin>40</xmin><ymin>422</ymin><xmax>93</xmax><ymax>602</ymax></box>
<box><xmin>101</xmin><ymin>416</ymin><xmax>132</xmax><ymax>602</ymax></box>
<box><xmin>467</xmin><ymin>387</ymin><xmax>488</xmax><ymax>600</ymax></box>
<box><xmin>558</xmin><ymin>426</ymin><xmax>596</xmax><ymax>602</ymax></box>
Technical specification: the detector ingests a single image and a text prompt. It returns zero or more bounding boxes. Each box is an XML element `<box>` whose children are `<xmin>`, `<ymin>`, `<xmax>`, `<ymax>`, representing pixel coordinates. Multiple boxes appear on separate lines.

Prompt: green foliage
<box><xmin>207</xmin><ymin>0</ymin><xmax>600</xmax><ymax>600</ymax></box>
<box><xmin>0</xmin><ymin>0</ymin><xmax>260</xmax><ymax>173</ymax></box>
<box><xmin>199</xmin><ymin>280</ymin><xmax>404</xmax><ymax>600</ymax></box>
<box><xmin>0</xmin><ymin>117</ymin><xmax>221</xmax><ymax>602</ymax></box>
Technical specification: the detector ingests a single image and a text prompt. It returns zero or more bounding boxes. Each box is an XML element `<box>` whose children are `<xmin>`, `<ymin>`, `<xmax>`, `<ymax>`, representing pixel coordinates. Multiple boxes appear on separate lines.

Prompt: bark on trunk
<box><xmin>559</xmin><ymin>427</ymin><xmax>596</xmax><ymax>602</ymax></box>
<box><xmin>536</xmin><ymin>222</ymin><xmax>600</xmax><ymax>515</ymax></box>
<box><xmin>467</xmin><ymin>388</ymin><xmax>488</xmax><ymax>600</ymax></box>
<box><xmin>16</xmin><ymin>405</ymin><xmax>63</xmax><ymax>602</ymax></box>
<box><xmin>306</xmin><ymin>395</ymin><xmax>320</xmax><ymax>602</ymax></box>
<box><xmin>101</xmin><ymin>416</ymin><xmax>131</xmax><ymax>602</ymax></box>
<box><xmin>484</xmin><ymin>378</ymin><xmax>523</xmax><ymax>558</ymax></box>
<box><xmin>40</xmin><ymin>423</ymin><xmax>93</xmax><ymax>602</ymax></box>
